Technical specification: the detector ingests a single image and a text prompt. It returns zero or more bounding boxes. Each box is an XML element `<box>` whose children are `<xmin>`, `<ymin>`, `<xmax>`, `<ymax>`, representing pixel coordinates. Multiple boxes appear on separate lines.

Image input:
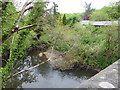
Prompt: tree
<box><xmin>90</xmin><ymin>2</ymin><xmax>120</xmax><ymax>21</ymax></box>
<box><xmin>52</xmin><ymin>2</ymin><xmax>60</xmax><ymax>25</ymax></box>
<box><xmin>82</xmin><ymin>2</ymin><xmax>95</xmax><ymax>20</ymax></box>
<box><xmin>53</xmin><ymin>2</ymin><xmax>59</xmax><ymax>16</ymax></box>
<box><xmin>84</xmin><ymin>2</ymin><xmax>95</xmax><ymax>14</ymax></box>
<box><xmin>1</xmin><ymin>1</ymin><xmax>50</xmax><ymax>87</ymax></box>
<box><xmin>63</xmin><ymin>14</ymin><xmax>67</xmax><ymax>25</ymax></box>
<box><xmin>26</xmin><ymin>1</ymin><xmax>46</xmax><ymax>24</ymax></box>
<box><xmin>106</xmin><ymin>2</ymin><xmax>120</xmax><ymax>20</ymax></box>
<box><xmin>2</xmin><ymin>2</ymin><xmax>18</xmax><ymax>41</ymax></box>
<box><xmin>90</xmin><ymin>9</ymin><xmax>110</xmax><ymax>21</ymax></box>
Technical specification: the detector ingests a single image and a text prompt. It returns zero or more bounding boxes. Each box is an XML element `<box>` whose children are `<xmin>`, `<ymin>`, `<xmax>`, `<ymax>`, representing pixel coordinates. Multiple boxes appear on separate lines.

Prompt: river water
<box><xmin>6</xmin><ymin>50</ymin><xmax>98</xmax><ymax>88</ymax></box>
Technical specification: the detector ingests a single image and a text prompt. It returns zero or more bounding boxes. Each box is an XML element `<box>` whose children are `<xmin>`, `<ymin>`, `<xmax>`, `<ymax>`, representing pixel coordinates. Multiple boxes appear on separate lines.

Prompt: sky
<box><xmin>14</xmin><ymin>0</ymin><xmax>118</xmax><ymax>13</ymax></box>
<box><xmin>48</xmin><ymin>0</ymin><xmax>118</xmax><ymax>13</ymax></box>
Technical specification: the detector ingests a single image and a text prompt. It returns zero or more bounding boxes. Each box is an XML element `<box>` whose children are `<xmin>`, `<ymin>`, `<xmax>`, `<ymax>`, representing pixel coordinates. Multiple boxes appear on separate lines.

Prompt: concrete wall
<box><xmin>76</xmin><ymin>59</ymin><xmax>120</xmax><ymax>89</ymax></box>
<box><xmin>80</xmin><ymin>21</ymin><xmax>119</xmax><ymax>26</ymax></box>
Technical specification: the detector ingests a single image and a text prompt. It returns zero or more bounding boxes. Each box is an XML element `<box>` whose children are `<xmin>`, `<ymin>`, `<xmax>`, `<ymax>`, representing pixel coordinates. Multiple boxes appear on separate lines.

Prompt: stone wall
<box><xmin>76</xmin><ymin>59</ymin><xmax>120</xmax><ymax>89</ymax></box>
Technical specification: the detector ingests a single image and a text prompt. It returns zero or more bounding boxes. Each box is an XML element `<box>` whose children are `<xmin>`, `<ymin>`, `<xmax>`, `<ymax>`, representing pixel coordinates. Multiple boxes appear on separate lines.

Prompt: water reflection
<box><xmin>7</xmin><ymin>69</ymin><xmax>37</xmax><ymax>88</ymax></box>
<box><xmin>6</xmin><ymin>51</ymin><xmax>98</xmax><ymax>88</ymax></box>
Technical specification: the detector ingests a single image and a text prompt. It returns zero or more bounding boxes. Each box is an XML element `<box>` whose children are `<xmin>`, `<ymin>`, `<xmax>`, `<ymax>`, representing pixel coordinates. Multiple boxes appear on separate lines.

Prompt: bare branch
<box><xmin>10</xmin><ymin>1</ymin><xmax>34</xmax><ymax>33</ymax></box>
<box><xmin>26</xmin><ymin>2</ymin><xmax>32</xmax><ymax>7</ymax></box>
<box><xmin>23</xmin><ymin>6</ymin><xmax>33</xmax><ymax>13</ymax></box>
<box><xmin>7</xmin><ymin>59</ymin><xmax>50</xmax><ymax>79</ymax></box>
<box><xmin>3</xmin><ymin>24</ymin><xmax>37</xmax><ymax>43</ymax></box>
<box><xmin>18</xmin><ymin>24</ymin><xmax>37</xmax><ymax>31</ymax></box>
<box><xmin>7</xmin><ymin>47</ymin><xmax>54</xmax><ymax>79</ymax></box>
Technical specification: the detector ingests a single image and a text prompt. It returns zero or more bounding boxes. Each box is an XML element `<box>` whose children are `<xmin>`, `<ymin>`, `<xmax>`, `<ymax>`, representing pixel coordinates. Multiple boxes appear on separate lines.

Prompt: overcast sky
<box><xmin>48</xmin><ymin>0</ymin><xmax>118</xmax><ymax>13</ymax></box>
<box><xmin>14</xmin><ymin>0</ymin><xmax>118</xmax><ymax>13</ymax></box>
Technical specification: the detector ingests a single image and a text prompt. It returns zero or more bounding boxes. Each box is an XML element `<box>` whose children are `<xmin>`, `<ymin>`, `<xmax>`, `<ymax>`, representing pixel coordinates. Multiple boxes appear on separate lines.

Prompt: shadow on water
<box><xmin>6</xmin><ymin>50</ymin><xmax>98</xmax><ymax>88</ymax></box>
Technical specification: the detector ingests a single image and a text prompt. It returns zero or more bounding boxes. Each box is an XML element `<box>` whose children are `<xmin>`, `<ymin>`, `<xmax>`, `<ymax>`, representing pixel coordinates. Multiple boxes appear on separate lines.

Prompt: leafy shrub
<box><xmin>90</xmin><ymin>9</ymin><xmax>110</xmax><ymax>21</ymax></box>
<box><xmin>90</xmin><ymin>2</ymin><xmax>119</xmax><ymax>21</ymax></box>
<box><xmin>42</xmin><ymin>23</ymin><xmax>119</xmax><ymax>69</ymax></box>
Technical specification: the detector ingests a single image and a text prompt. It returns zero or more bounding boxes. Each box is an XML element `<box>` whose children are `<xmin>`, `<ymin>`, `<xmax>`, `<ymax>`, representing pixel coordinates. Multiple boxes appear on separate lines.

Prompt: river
<box><xmin>6</xmin><ymin>50</ymin><xmax>98</xmax><ymax>88</ymax></box>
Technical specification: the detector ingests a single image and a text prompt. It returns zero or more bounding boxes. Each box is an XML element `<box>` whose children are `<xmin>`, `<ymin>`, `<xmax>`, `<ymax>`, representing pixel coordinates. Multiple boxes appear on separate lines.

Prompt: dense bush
<box><xmin>60</xmin><ymin>13</ymin><xmax>82</xmax><ymax>25</ymax></box>
<box><xmin>41</xmin><ymin>24</ymin><xmax>119</xmax><ymax>69</ymax></box>
<box><xmin>90</xmin><ymin>9</ymin><xmax>110</xmax><ymax>21</ymax></box>
<box><xmin>90</xmin><ymin>2</ymin><xmax>119</xmax><ymax>21</ymax></box>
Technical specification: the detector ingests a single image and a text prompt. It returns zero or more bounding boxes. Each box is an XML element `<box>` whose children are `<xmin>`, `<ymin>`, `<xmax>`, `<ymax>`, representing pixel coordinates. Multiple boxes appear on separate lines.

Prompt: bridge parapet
<box><xmin>76</xmin><ymin>59</ymin><xmax>120</xmax><ymax>88</ymax></box>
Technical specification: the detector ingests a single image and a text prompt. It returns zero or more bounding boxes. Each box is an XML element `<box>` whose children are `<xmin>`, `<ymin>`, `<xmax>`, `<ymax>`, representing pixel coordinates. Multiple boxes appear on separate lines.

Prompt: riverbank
<box><xmin>26</xmin><ymin>44</ymin><xmax>100</xmax><ymax>72</ymax></box>
<box><xmin>40</xmin><ymin>49</ymin><xmax>101</xmax><ymax>72</ymax></box>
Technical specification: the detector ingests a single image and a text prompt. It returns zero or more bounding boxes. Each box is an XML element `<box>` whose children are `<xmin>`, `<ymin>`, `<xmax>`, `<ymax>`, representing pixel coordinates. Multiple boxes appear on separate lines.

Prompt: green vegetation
<box><xmin>90</xmin><ymin>2</ymin><xmax>119</xmax><ymax>21</ymax></box>
<box><xmin>1</xmin><ymin>1</ymin><xmax>119</xmax><ymax>88</ymax></box>
<box><xmin>82</xmin><ymin>2</ymin><xmax>95</xmax><ymax>20</ymax></box>
<box><xmin>1</xmin><ymin>1</ymin><xmax>51</xmax><ymax>87</ymax></box>
<box><xmin>41</xmin><ymin>24</ymin><xmax>119</xmax><ymax>69</ymax></box>
<box><xmin>90</xmin><ymin>9</ymin><xmax>110</xmax><ymax>21</ymax></box>
<box><xmin>60</xmin><ymin>13</ymin><xmax>82</xmax><ymax>25</ymax></box>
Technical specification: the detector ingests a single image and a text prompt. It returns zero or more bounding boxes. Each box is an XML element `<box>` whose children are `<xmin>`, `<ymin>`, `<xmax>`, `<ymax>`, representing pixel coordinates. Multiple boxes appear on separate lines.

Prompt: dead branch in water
<box><xmin>7</xmin><ymin>59</ymin><xmax>50</xmax><ymax>79</ymax></box>
<box><xmin>7</xmin><ymin>38</ymin><xmax>56</xmax><ymax>79</ymax></box>
<box><xmin>7</xmin><ymin>47</ymin><xmax>54</xmax><ymax>79</ymax></box>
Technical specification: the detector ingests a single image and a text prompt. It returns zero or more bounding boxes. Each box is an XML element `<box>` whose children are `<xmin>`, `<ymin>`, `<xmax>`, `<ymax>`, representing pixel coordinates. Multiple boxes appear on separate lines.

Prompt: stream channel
<box><xmin>6</xmin><ymin>50</ymin><xmax>98</xmax><ymax>88</ymax></box>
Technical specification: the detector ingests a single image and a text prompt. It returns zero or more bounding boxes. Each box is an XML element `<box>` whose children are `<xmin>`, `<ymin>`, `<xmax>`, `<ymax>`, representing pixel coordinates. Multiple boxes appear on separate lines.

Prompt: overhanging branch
<box><xmin>18</xmin><ymin>24</ymin><xmax>37</xmax><ymax>31</ymax></box>
<box><xmin>3</xmin><ymin>24</ymin><xmax>37</xmax><ymax>43</ymax></box>
<box><xmin>23</xmin><ymin>6</ymin><xmax>33</xmax><ymax>13</ymax></box>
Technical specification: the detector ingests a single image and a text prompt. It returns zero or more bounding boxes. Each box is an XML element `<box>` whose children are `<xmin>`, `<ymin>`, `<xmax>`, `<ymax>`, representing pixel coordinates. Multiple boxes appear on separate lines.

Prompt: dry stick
<box><xmin>18</xmin><ymin>24</ymin><xmax>37</xmax><ymax>31</ymax></box>
<box><xmin>7</xmin><ymin>47</ymin><xmax>54</xmax><ymax>79</ymax></box>
<box><xmin>2</xmin><ymin>24</ymin><xmax>37</xmax><ymax>44</ymax></box>
<box><xmin>7</xmin><ymin>59</ymin><xmax>50</xmax><ymax>79</ymax></box>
